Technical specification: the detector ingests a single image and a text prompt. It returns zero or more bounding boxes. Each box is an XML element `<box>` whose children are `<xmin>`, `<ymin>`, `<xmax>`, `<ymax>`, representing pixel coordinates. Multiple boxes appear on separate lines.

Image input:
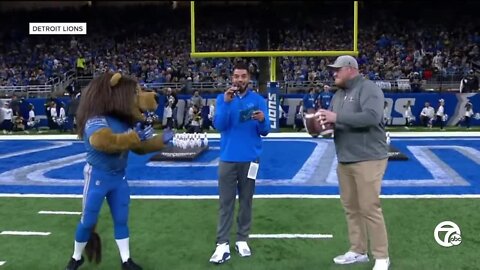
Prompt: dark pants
<box><xmin>66</xmin><ymin>115</ymin><xmax>75</xmax><ymax>131</ymax></box>
<box><xmin>465</xmin><ymin>116</ymin><xmax>471</xmax><ymax>128</ymax></box>
<box><xmin>216</xmin><ymin>161</ymin><xmax>256</xmax><ymax>244</ymax></box>
<box><xmin>436</xmin><ymin>115</ymin><xmax>445</xmax><ymax>129</ymax></box>
<box><xmin>1</xmin><ymin>120</ymin><xmax>13</xmax><ymax>131</ymax></box>
<box><xmin>420</xmin><ymin>116</ymin><xmax>431</xmax><ymax>127</ymax></box>
<box><xmin>172</xmin><ymin>107</ymin><xmax>178</xmax><ymax>129</ymax></box>
<box><xmin>166</xmin><ymin>117</ymin><xmax>173</xmax><ymax>129</ymax></box>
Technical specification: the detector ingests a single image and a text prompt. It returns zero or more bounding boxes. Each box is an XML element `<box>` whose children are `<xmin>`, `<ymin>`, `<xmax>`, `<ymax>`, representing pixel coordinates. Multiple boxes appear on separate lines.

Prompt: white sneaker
<box><xmin>209</xmin><ymin>242</ymin><xmax>230</xmax><ymax>264</ymax></box>
<box><xmin>235</xmin><ymin>241</ymin><xmax>251</xmax><ymax>257</ymax></box>
<box><xmin>373</xmin><ymin>258</ymin><xmax>390</xmax><ymax>270</ymax></box>
<box><xmin>333</xmin><ymin>251</ymin><xmax>369</xmax><ymax>265</ymax></box>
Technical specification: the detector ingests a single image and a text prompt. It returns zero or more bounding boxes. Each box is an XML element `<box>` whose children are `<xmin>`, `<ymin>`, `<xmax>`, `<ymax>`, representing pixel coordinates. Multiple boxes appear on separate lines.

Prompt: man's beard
<box><xmin>236</xmin><ymin>83</ymin><xmax>247</xmax><ymax>93</ymax></box>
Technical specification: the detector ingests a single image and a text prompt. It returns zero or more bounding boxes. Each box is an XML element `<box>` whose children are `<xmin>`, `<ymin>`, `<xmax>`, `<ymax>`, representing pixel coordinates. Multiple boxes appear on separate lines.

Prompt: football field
<box><xmin>0</xmin><ymin>132</ymin><xmax>479</xmax><ymax>269</ymax></box>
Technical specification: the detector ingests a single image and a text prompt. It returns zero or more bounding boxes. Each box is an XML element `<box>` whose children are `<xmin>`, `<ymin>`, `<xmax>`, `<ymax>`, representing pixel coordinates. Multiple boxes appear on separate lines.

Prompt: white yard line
<box><xmin>38</xmin><ymin>211</ymin><xmax>81</xmax><ymax>215</ymax></box>
<box><xmin>0</xmin><ymin>131</ymin><xmax>479</xmax><ymax>140</ymax></box>
<box><xmin>0</xmin><ymin>231</ymin><xmax>50</xmax><ymax>236</ymax></box>
<box><xmin>0</xmin><ymin>194</ymin><xmax>479</xmax><ymax>199</ymax></box>
<box><xmin>250</xmin><ymin>234</ymin><xmax>333</xmax><ymax>239</ymax></box>
<box><xmin>0</xmin><ymin>261</ymin><xmax>5</xmax><ymax>266</ymax></box>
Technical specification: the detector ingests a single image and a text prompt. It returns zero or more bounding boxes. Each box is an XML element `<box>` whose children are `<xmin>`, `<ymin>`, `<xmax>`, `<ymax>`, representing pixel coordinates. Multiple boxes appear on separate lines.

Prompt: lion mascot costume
<box><xmin>65</xmin><ymin>72</ymin><xmax>173</xmax><ymax>270</ymax></box>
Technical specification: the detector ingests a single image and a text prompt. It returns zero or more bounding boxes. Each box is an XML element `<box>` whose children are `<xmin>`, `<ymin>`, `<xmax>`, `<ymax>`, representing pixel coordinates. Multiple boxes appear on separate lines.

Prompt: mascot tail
<box><xmin>85</xmin><ymin>224</ymin><xmax>102</xmax><ymax>264</ymax></box>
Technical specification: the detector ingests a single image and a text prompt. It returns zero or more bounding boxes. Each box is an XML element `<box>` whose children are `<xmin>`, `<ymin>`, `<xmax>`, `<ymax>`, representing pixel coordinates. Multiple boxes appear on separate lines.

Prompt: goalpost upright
<box><xmin>189</xmin><ymin>1</ymin><xmax>359</xmax><ymax>132</ymax></box>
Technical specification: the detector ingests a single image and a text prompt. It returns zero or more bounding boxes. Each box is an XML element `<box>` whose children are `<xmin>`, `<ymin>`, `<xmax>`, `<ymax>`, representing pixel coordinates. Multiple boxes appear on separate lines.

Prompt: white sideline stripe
<box><xmin>38</xmin><ymin>211</ymin><xmax>81</xmax><ymax>215</ymax></box>
<box><xmin>0</xmin><ymin>131</ymin><xmax>479</xmax><ymax>140</ymax></box>
<box><xmin>0</xmin><ymin>231</ymin><xmax>50</xmax><ymax>236</ymax></box>
<box><xmin>0</xmin><ymin>261</ymin><xmax>5</xmax><ymax>266</ymax></box>
<box><xmin>250</xmin><ymin>234</ymin><xmax>333</xmax><ymax>239</ymax></box>
<box><xmin>0</xmin><ymin>194</ymin><xmax>480</xmax><ymax>199</ymax></box>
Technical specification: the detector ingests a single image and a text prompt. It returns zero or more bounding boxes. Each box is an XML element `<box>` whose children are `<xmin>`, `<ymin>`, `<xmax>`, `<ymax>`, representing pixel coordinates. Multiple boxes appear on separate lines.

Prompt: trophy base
<box><xmin>150</xmin><ymin>145</ymin><xmax>209</xmax><ymax>161</ymax></box>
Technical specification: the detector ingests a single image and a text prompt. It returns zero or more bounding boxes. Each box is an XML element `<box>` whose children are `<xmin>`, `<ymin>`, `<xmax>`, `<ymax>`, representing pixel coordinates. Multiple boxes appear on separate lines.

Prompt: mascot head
<box><xmin>76</xmin><ymin>72</ymin><xmax>159</xmax><ymax>139</ymax></box>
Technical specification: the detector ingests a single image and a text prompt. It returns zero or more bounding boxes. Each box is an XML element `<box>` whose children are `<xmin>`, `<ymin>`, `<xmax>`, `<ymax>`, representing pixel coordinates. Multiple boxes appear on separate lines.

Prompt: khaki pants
<box><xmin>337</xmin><ymin>158</ymin><xmax>389</xmax><ymax>259</ymax></box>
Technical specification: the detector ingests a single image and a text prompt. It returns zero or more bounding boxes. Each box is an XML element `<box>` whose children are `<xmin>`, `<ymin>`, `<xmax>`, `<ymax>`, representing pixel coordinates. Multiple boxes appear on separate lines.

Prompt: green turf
<box><xmin>0</xmin><ymin>197</ymin><xmax>478</xmax><ymax>269</ymax></box>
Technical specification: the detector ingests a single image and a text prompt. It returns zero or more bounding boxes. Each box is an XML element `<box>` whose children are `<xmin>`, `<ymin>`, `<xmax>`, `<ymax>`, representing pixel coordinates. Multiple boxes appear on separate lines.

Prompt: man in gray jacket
<box><xmin>318</xmin><ymin>55</ymin><xmax>390</xmax><ymax>270</ymax></box>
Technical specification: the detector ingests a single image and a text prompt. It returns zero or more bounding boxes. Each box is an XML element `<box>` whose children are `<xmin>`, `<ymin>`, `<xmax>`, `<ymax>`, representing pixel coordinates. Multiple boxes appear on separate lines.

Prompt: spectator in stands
<box><xmin>408</xmin><ymin>72</ymin><xmax>423</xmax><ymax>92</ymax></box>
<box><xmin>432</xmin><ymin>51</ymin><xmax>444</xmax><ymax>71</ymax></box>
<box><xmin>0</xmin><ymin>3</ymin><xmax>478</xmax><ymax>92</ymax></box>
<box><xmin>76</xmin><ymin>54</ymin><xmax>86</xmax><ymax>76</ymax></box>
<box><xmin>420</xmin><ymin>102</ymin><xmax>435</xmax><ymax>128</ymax></box>
<box><xmin>459</xmin><ymin>70</ymin><xmax>479</xmax><ymax>93</ymax></box>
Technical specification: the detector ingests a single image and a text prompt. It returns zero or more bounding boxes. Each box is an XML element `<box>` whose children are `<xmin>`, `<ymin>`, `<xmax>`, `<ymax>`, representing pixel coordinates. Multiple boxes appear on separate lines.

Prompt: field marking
<box><xmin>250</xmin><ymin>234</ymin><xmax>333</xmax><ymax>239</ymax></box>
<box><xmin>0</xmin><ymin>194</ymin><xmax>480</xmax><ymax>199</ymax></box>
<box><xmin>0</xmin><ymin>261</ymin><xmax>5</xmax><ymax>266</ymax></box>
<box><xmin>38</xmin><ymin>211</ymin><xmax>81</xmax><ymax>215</ymax></box>
<box><xmin>0</xmin><ymin>141</ymin><xmax>74</xmax><ymax>159</ymax></box>
<box><xmin>1</xmin><ymin>140</ymin><xmax>477</xmax><ymax>187</ymax></box>
<box><xmin>0</xmin><ymin>132</ymin><xmax>479</xmax><ymax>141</ymax></box>
<box><xmin>0</xmin><ymin>231</ymin><xmax>50</xmax><ymax>236</ymax></box>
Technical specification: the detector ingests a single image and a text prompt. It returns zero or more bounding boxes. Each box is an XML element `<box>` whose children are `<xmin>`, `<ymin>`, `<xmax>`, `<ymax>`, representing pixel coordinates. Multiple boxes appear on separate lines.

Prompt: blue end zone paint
<box><xmin>383</xmin><ymin>142</ymin><xmax>433</xmax><ymax>180</ymax></box>
<box><xmin>43</xmin><ymin>140</ymin><xmax>317</xmax><ymax>181</ymax></box>
<box><xmin>430</xmin><ymin>148</ymin><xmax>479</xmax><ymax>185</ymax></box>
<box><xmin>0</xmin><ymin>141</ymin><xmax>53</xmax><ymax>152</ymax></box>
<box><xmin>0</xmin><ymin>141</ymin><xmax>85</xmax><ymax>174</ymax></box>
<box><xmin>0</xmin><ymin>138</ymin><xmax>479</xmax><ymax>195</ymax></box>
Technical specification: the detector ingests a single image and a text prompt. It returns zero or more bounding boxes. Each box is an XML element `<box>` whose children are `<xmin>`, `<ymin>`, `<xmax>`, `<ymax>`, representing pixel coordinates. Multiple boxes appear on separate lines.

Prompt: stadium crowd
<box><xmin>0</xmin><ymin>3</ymin><xmax>479</xmax><ymax>88</ymax></box>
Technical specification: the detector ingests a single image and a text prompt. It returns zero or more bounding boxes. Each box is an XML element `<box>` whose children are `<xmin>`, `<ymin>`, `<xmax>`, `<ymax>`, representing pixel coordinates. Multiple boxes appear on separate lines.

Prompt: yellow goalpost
<box><xmin>189</xmin><ymin>1</ymin><xmax>359</xmax><ymax>82</ymax></box>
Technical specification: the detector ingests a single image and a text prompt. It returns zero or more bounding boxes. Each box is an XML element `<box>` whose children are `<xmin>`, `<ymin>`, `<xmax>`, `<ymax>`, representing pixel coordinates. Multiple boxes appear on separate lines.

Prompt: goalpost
<box><xmin>189</xmin><ymin>1</ymin><xmax>359</xmax><ymax>131</ymax></box>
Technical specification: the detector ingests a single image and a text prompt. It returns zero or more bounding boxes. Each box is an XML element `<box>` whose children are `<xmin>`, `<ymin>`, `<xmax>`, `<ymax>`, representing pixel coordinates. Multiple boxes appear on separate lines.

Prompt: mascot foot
<box><xmin>122</xmin><ymin>258</ymin><xmax>143</xmax><ymax>270</ymax></box>
<box><xmin>65</xmin><ymin>256</ymin><xmax>84</xmax><ymax>270</ymax></box>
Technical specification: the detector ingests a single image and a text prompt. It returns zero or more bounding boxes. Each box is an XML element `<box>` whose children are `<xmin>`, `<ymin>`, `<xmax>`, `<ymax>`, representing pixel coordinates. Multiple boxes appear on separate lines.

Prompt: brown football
<box><xmin>303</xmin><ymin>108</ymin><xmax>335</xmax><ymax>138</ymax></box>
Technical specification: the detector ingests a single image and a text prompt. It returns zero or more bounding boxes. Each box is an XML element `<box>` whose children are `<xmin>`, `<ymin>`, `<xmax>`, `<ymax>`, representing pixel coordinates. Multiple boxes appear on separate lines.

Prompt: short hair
<box><xmin>233</xmin><ymin>62</ymin><xmax>249</xmax><ymax>73</ymax></box>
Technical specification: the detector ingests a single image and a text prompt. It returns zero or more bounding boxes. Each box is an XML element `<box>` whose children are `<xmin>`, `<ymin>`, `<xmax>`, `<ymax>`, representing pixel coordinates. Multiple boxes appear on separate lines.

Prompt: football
<box><xmin>303</xmin><ymin>108</ymin><xmax>335</xmax><ymax>138</ymax></box>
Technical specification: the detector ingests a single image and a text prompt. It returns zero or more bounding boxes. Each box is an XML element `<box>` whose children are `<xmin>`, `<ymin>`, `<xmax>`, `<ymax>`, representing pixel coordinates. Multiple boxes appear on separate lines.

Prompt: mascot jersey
<box><xmin>76</xmin><ymin>115</ymin><xmax>133</xmax><ymax>242</ymax></box>
<box><xmin>84</xmin><ymin>116</ymin><xmax>131</xmax><ymax>173</ymax></box>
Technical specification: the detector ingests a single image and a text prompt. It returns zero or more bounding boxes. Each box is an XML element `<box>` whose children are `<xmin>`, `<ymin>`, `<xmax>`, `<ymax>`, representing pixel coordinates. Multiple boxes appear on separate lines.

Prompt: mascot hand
<box><xmin>134</xmin><ymin>122</ymin><xmax>154</xmax><ymax>141</ymax></box>
<box><xmin>162</xmin><ymin>128</ymin><xmax>175</xmax><ymax>144</ymax></box>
